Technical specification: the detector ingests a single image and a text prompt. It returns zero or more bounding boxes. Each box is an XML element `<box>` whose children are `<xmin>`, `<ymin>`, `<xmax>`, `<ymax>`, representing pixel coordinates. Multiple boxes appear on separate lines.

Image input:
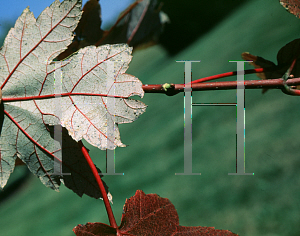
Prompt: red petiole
<box><xmin>78</xmin><ymin>141</ymin><xmax>118</xmax><ymax>229</ymax></box>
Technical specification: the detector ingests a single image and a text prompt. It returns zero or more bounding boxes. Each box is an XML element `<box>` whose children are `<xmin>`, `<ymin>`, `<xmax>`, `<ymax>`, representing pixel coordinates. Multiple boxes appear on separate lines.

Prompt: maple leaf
<box><xmin>0</xmin><ymin>0</ymin><xmax>146</xmax><ymax>196</ymax></box>
<box><xmin>53</xmin><ymin>44</ymin><xmax>146</xmax><ymax>150</ymax></box>
<box><xmin>73</xmin><ymin>190</ymin><xmax>239</xmax><ymax>236</ymax></box>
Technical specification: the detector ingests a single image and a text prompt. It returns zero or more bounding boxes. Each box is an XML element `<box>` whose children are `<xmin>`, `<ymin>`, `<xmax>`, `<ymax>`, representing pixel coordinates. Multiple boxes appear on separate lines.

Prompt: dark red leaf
<box><xmin>73</xmin><ymin>223</ymin><xmax>116</xmax><ymax>236</ymax></box>
<box><xmin>280</xmin><ymin>0</ymin><xmax>300</xmax><ymax>18</ymax></box>
<box><xmin>173</xmin><ymin>226</ymin><xmax>238</xmax><ymax>236</ymax></box>
<box><xmin>73</xmin><ymin>190</ymin><xmax>238</xmax><ymax>236</ymax></box>
<box><xmin>118</xmin><ymin>190</ymin><xmax>178</xmax><ymax>235</ymax></box>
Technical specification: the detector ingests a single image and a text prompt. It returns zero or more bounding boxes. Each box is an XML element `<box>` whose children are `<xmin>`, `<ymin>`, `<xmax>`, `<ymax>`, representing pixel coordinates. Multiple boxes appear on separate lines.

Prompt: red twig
<box><xmin>178</xmin><ymin>78</ymin><xmax>300</xmax><ymax>91</ymax></box>
<box><xmin>281</xmin><ymin>84</ymin><xmax>300</xmax><ymax>95</ymax></box>
<box><xmin>142</xmin><ymin>68</ymin><xmax>300</xmax><ymax>96</ymax></box>
<box><xmin>142</xmin><ymin>78</ymin><xmax>300</xmax><ymax>94</ymax></box>
<box><xmin>78</xmin><ymin>141</ymin><xmax>118</xmax><ymax>229</ymax></box>
<box><xmin>191</xmin><ymin>68</ymin><xmax>264</xmax><ymax>84</ymax></box>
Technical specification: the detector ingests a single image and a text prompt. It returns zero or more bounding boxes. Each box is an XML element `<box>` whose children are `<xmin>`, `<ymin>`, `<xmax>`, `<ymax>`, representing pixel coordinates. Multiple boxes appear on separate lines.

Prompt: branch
<box><xmin>142</xmin><ymin>68</ymin><xmax>300</xmax><ymax>96</ymax></box>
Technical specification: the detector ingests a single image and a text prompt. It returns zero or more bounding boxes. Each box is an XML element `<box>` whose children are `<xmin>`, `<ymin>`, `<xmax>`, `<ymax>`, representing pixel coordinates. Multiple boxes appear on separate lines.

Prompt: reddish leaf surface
<box><xmin>74</xmin><ymin>223</ymin><xmax>117</xmax><ymax>236</ymax></box>
<box><xmin>73</xmin><ymin>190</ymin><xmax>239</xmax><ymax>236</ymax></box>
<box><xmin>173</xmin><ymin>226</ymin><xmax>238</xmax><ymax>236</ymax></box>
<box><xmin>118</xmin><ymin>190</ymin><xmax>178</xmax><ymax>235</ymax></box>
<box><xmin>280</xmin><ymin>0</ymin><xmax>300</xmax><ymax>18</ymax></box>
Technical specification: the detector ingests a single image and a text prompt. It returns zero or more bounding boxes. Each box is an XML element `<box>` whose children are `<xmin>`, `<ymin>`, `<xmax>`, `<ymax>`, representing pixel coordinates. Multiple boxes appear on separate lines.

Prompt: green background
<box><xmin>0</xmin><ymin>0</ymin><xmax>300</xmax><ymax>235</ymax></box>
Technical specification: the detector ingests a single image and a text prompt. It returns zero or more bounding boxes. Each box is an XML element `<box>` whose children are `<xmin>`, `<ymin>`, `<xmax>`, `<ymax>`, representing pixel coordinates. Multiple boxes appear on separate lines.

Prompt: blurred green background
<box><xmin>0</xmin><ymin>0</ymin><xmax>300</xmax><ymax>235</ymax></box>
